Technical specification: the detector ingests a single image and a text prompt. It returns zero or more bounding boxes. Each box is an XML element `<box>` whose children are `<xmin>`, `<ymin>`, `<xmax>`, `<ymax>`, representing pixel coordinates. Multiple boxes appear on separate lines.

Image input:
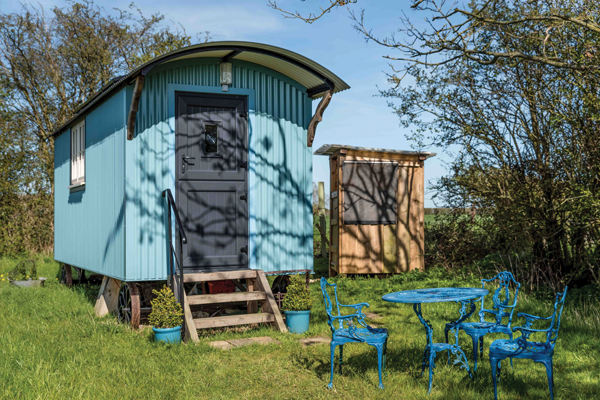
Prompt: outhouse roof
<box><xmin>51</xmin><ymin>41</ymin><xmax>350</xmax><ymax>138</ymax></box>
<box><xmin>313</xmin><ymin>144</ymin><xmax>437</xmax><ymax>159</ymax></box>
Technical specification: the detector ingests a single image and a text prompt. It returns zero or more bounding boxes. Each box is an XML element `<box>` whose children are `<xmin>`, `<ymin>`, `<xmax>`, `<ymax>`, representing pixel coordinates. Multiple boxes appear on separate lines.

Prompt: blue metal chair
<box><xmin>320</xmin><ymin>277</ymin><xmax>389</xmax><ymax>389</ymax></box>
<box><xmin>489</xmin><ymin>287</ymin><xmax>568</xmax><ymax>400</ymax></box>
<box><xmin>445</xmin><ymin>271</ymin><xmax>521</xmax><ymax>371</ymax></box>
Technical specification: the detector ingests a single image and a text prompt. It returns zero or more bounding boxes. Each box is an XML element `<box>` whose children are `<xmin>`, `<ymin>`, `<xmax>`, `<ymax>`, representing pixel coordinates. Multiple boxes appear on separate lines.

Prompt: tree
<box><xmin>0</xmin><ymin>1</ymin><xmax>206</xmax><ymax>254</ymax></box>
<box><xmin>0</xmin><ymin>1</ymin><xmax>201</xmax><ymax>190</ymax></box>
<box><xmin>393</xmin><ymin>53</ymin><xmax>600</xmax><ymax>286</ymax></box>
<box><xmin>269</xmin><ymin>1</ymin><xmax>600</xmax><ymax>72</ymax></box>
<box><xmin>268</xmin><ymin>0</ymin><xmax>600</xmax><ymax>285</ymax></box>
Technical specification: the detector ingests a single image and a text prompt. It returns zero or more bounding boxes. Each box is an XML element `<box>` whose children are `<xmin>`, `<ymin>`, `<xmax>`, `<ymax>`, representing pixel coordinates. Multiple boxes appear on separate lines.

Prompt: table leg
<box><xmin>445</xmin><ymin>300</ymin><xmax>476</xmax><ymax>363</ymax></box>
<box><xmin>413</xmin><ymin>301</ymin><xmax>474</xmax><ymax>395</ymax></box>
<box><xmin>413</xmin><ymin>303</ymin><xmax>436</xmax><ymax>393</ymax></box>
<box><xmin>448</xmin><ymin>300</ymin><xmax>475</xmax><ymax>378</ymax></box>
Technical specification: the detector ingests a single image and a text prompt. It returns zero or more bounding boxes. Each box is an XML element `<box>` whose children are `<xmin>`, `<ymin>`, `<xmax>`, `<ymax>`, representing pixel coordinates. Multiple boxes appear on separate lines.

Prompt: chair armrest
<box><xmin>513</xmin><ymin>312</ymin><xmax>552</xmax><ymax>339</ymax></box>
<box><xmin>496</xmin><ymin>303</ymin><xmax>517</xmax><ymax>310</ymax></box>
<box><xmin>339</xmin><ymin>302</ymin><xmax>370</xmax><ymax>310</ymax></box>
<box><xmin>517</xmin><ymin>312</ymin><xmax>552</xmax><ymax>321</ymax></box>
<box><xmin>329</xmin><ymin>314</ymin><xmax>367</xmax><ymax>341</ymax></box>
<box><xmin>330</xmin><ymin>314</ymin><xmax>359</xmax><ymax>321</ymax></box>
<box><xmin>513</xmin><ymin>326</ymin><xmax>551</xmax><ymax>334</ymax></box>
<box><xmin>339</xmin><ymin>303</ymin><xmax>370</xmax><ymax>327</ymax></box>
<box><xmin>512</xmin><ymin>325</ymin><xmax>551</xmax><ymax>339</ymax></box>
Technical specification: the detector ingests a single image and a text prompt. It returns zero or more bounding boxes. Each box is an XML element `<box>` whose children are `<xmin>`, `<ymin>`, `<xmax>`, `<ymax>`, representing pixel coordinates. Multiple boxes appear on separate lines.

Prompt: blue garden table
<box><xmin>382</xmin><ymin>287</ymin><xmax>489</xmax><ymax>393</ymax></box>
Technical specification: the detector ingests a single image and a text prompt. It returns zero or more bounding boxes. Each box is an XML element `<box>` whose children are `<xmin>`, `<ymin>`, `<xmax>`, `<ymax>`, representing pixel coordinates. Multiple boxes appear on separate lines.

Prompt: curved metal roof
<box><xmin>51</xmin><ymin>41</ymin><xmax>350</xmax><ymax>137</ymax></box>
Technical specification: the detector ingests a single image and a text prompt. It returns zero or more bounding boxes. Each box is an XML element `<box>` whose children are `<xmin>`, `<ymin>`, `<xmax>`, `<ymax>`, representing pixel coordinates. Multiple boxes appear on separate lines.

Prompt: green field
<box><xmin>1</xmin><ymin>255</ymin><xmax>598</xmax><ymax>399</ymax></box>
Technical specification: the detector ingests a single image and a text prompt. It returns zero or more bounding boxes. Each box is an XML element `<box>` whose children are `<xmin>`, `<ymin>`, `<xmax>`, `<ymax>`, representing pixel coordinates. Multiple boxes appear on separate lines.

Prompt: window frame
<box><xmin>69</xmin><ymin>120</ymin><xmax>86</xmax><ymax>189</ymax></box>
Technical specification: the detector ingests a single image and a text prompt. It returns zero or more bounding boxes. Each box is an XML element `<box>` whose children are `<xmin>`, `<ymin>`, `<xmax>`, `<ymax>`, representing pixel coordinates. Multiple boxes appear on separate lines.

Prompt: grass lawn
<box><xmin>1</xmin><ymin>255</ymin><xmax>599</xmax><ymax>399</ymax></box>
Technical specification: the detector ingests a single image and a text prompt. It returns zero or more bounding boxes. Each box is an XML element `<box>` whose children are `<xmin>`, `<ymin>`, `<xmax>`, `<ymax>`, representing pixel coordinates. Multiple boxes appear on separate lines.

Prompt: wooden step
<box><xmin>181</xmin><ymin>270</ymin><xmax>257</xmax><ymax>283</ymax></box>
<box><xmin>193</xmin><ymin>313</ymin><xmax>274</xmax><ymax>329</ymax></box>
<box><xmin>187</xmin><ymin>291</ymin><xmax>266</xmax><ymax>306</ymax></box>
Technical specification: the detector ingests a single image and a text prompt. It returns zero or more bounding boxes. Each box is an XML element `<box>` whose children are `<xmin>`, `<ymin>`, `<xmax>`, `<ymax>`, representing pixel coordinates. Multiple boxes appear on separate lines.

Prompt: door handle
<box><xmin>239</xmin><ymin>161</ymin><xmax>248</xmax><ymax>170</ymax></box>
<box><xmin>182</xmin><ymin>155</ymin><xmax>195</xmax><ymax>165</ymax></box>
<box><xmin>239</xmin><ymin>193</ymin><xmax>247</xmax><ymax>202</ymax></box>
<box><xmin>240</xmin><ymin>245</ymin><xmax>248</xmax><ymax>254</ymax></box>
<box><xmin>182</xmin><ymin>155</ymin><xmax>195</xmax><ymax>173</ymax></box>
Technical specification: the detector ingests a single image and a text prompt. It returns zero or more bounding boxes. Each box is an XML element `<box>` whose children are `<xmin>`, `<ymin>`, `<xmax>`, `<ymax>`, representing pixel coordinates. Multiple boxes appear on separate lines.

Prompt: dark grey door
<box><xmin>176</xmin><ymin>92</ymin><xmax>248</xmax><ymax>271</ymax></box>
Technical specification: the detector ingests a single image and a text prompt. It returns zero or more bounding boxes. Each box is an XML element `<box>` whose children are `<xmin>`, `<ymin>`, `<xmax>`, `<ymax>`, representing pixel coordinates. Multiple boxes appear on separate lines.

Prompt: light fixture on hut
<box><xmin>220</xmin><ymin>62</ymin><xmax>232</xmax><ymax>92</ymax></box>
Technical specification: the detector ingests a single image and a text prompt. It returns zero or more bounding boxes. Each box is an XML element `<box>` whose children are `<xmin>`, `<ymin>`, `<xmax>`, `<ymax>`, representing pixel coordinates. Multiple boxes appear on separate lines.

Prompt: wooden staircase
<box><xmin>173</xmin><ymin>269</ymin><xmax>286</xmax><ymax>343</ymax></box>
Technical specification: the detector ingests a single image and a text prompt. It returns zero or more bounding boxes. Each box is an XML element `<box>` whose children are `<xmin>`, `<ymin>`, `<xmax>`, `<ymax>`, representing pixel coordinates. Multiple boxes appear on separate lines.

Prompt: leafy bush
<box><xmin>8</xmin><ymin>260</ymin><xmax>37</xmax><ymax>281</ymax></box>
<box><xmin>283</xmin><ymin>274</ymin><xmax>312</xmax><ymax>311</ymax></box>
<box><xmin>148</xmin><ymin>286</ymin><xmax>183</xmax><ymax>329</ymax></box>
<box><xmin>425</xmin><ymin>211</ymin><xmax>500</xmax><ymax>271</ymax></box>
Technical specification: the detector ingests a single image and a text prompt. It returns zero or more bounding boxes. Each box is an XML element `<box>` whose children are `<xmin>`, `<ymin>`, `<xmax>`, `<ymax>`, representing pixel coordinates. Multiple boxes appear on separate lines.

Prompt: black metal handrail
<box><xmin>162</xmin><ymin>188</ymin><xmax>186</xmax><ymax>335</ymax></box>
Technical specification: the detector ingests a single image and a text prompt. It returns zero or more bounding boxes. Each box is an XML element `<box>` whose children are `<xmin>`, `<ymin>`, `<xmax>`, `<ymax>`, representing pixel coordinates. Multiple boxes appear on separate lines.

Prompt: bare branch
<box><xmin>267</xmin><ymin>0</ymin><xmax>357</xmax><ymax>23</ymax></box>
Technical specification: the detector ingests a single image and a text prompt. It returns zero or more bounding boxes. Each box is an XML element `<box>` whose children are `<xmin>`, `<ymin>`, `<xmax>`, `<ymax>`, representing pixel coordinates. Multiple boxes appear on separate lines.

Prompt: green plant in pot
<box><xmin>148</xmin><ymin>285</ymin><xmax>183</xmax><ymax>344</ymax></box>
<box><xmin>283</xmin><ymin>274</ymin><xmax>312</xmax><ymax>334</ymax></box>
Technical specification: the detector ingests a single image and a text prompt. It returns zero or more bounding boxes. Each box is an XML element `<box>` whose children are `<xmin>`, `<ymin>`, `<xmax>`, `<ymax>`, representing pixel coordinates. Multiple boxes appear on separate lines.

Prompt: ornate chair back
<box><xmin>480</xmin><ymin>271</ymin><xmax>521</xmax><ymax>328</ymax></box>
<box><xmin>545</xmin><ymin>288</ymin><xmax>568</xmax><ymax>348</ymax></box>
<box><xmin>320</xmin><ymin>277</ymin><xmax>342</xmax><ymax>332</ymax></box>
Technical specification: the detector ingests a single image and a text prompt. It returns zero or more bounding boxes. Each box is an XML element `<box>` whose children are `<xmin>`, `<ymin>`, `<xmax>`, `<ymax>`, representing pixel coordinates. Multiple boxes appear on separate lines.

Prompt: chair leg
<box><xmin>490</xmin><ymin>357</ymin><xmax>500</xmax><ymax>400</ymax></box>
<box><xmin>383</xmin><ymin>338</ymin><xmax>388</xmax><ymax>377</ymax></box>
<box><xmin>428</xmin><ymin>351</ymin><xmax>435</xmax><ymax>394</ymax></box>
<box><xmin>471</xmin><ymin>335</ymin><xmax>479</xmax><ymax>373</ymax></box>
<box><xmin>497</xmin><ymin>358</ymin><xmax>502</xmax><ymax>379</ymax></box>
<box><xmin>508</xmin><ymin>332</ymin><xmax>514</xmax><ymax>370</ymax></box>
<box><xmin>444</xmin><ymin>327</ymin><xmax>450</xmax><ymax>365</ymax></box>
<box><xmin>339</xmin><ymin>344</ymin><xmax>344</xmax><ymax>374</ymax></box>
<box><xmin>543</xmin><ymin>359</ymin><xmax>554</xmax><ymax>400</ymax></box>
<box><xmin>377</xmin><ymin>344</ymin><xmax>385</xmax><ymax>389</ymax></box>
<box><xmin>479</xmin><ymin>336</ymin><xmax>484</xmax><ymax>358</ymax></box>
<box><xmin>420</xmin><ymin>348</ymin><xmax>429</xmax><ymax>377</ymax></box>
<box><xmin>328</xmin><ymin>343</ymin><xmax>336</xmax><ymax>389</ymax></box>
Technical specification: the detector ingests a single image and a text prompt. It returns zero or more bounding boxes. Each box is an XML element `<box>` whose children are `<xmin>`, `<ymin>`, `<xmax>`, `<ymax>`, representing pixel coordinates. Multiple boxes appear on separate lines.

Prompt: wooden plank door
<box><xmin>176</xmin><ymin>92</ymin><xmax>248</xmax><ymax>272</ymax></box>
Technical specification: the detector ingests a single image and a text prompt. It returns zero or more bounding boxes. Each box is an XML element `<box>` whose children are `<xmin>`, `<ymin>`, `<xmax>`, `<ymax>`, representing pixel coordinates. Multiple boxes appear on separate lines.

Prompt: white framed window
<box><xmin>70</xmin><ymin>120</ymin><xmax>86</xmax><ymax>186</ymax></box>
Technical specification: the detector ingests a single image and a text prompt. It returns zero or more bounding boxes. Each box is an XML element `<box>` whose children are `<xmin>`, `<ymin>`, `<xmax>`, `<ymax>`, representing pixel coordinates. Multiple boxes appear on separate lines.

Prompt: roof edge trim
<box><xmin>313</xmin><ymin>144</ymin><xmax>437</xmax><ymax>159</ymax></box>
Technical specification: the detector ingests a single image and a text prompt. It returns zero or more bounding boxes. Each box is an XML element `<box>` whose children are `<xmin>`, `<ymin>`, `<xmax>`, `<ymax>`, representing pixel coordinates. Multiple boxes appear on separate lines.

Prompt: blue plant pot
<box><xmin>284</xmin><ymin>310</ymin><xmax>311</xmax><ymax>334</ymax></box>
<box><xmin>153</xmin><ymin>325</ymin><xmax>182</xmax><ymax>344</ymax></box>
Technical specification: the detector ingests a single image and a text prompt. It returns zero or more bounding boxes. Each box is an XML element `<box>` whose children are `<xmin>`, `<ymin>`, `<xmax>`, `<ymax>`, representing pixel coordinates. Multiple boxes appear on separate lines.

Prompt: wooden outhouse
<box><xmin>314</xmin><ymin>144</ymin><xmax>435</xmax><ymax>276</ymax></box>
<box><xmin>50</xmin><ymin>41</ymin><xmax>349</xmax><ymax>338</ymax></box>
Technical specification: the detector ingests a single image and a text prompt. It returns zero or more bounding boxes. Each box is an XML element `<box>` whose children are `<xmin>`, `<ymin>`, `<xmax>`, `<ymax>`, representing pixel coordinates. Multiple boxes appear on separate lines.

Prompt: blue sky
<box><xmin>3</xmin><ymin>0</ymin><xmax>450</xmax><ymax>207</ymax></box>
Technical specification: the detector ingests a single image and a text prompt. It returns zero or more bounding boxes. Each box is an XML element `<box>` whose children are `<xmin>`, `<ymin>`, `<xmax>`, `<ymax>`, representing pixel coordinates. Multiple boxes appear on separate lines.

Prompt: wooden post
<box><xmin>318</xmin><ymin>182</ymin><xmax>327</xmax><ymax>258</ymax></box>
<box><xmin>307</xmin><ymin>90</ymin><xmax>333</xmax><ymax>147</ymax></box>
<box><xmin>247</xmin><ymin>277</ymin><xmax>258</xmax><ymax>328</ymax></box>
<box><xmin>305</xmin><ymin>271</ymin><xmax>310</xmax><ymax>289</ymax></box>
<box><xmin>63</xmin><ymin>264</ymin><xmax>73</xmax><ymax>287</ymax></box>
<box><xmin>94</xmin><ymin>276</ymin><xmax>121</xmax><ymax>317</ymax></box>
<box><xmin>127</xmin><ymin>75</ymin><xmax>145</xmax><ymax>140</ymax></box>
<box><xmin>173</xmin><ymin>278</ymin><xmax>199</xmax><ymax>343</ymax></box>
<box><xmin>255</xmin><ymin>270</ymin><xmax>287</xmax><ymax>332</ymax></box>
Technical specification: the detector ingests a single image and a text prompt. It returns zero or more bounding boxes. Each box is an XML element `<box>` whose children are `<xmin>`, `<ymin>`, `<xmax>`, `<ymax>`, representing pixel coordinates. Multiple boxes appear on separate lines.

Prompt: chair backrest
<box><xmin>546</xmin><ymin>287</ymin><xmax>568</xmax><ymax>347</ymax></box>
<box><xmin>320</xmin><ymin>277</ymin><xmax>342</xmax><ymax>331</ymax></box>
<box><xmin>479</xmin><ymin>271</ymin><xmax>521</xmax><ymax>326</ymax></box>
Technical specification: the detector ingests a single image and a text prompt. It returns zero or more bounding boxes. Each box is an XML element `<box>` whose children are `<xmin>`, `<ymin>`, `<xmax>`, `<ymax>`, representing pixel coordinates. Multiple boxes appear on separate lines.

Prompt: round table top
<box><xmin>382</xmin><ymin>287</ymin><xmax>489</xmax><ymax>304</ymax></box>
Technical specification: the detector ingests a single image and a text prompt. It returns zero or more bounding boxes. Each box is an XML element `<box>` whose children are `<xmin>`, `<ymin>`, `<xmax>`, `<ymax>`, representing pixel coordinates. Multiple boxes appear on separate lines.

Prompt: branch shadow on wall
<box><xmin>335</xmin><ymin>160</ymin><xmax>415</xmax><ymax>274</ymax></box>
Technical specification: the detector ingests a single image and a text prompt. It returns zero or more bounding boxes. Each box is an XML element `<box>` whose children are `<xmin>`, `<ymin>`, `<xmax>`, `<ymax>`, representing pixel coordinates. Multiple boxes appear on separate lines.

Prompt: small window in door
<box><xmin>205</xmin><ymin>124</ymin><xmax>218</xmax><ymax>153</ymax></box>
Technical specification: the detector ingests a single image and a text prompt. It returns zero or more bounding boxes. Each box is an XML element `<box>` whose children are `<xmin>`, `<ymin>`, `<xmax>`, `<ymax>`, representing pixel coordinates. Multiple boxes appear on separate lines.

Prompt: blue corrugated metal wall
<box><xmin>54</xmin><ymin>88</ymin><xmax>126</xmax><ymax>279</ymax></box>
<box><xmin>124</xmin><ymin>58</ymin><xmax>313</xmax><ymax>280</ymax></box>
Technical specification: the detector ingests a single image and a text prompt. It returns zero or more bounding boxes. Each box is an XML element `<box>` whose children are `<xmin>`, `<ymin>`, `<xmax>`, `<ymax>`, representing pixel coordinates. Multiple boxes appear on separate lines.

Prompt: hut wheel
<box><xmin>116</xmin><ymin>282</ymin><xmax>141</xmax><ymax>329</ymax></box>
